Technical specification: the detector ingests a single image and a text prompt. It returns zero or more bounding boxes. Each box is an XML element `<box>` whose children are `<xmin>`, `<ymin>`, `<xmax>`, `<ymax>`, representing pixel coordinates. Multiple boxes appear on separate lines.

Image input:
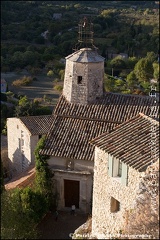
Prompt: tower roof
<box><xmin>66</xmin><ymin>48</ymin><xmax>105</xmax><ymax>63</ymax></box>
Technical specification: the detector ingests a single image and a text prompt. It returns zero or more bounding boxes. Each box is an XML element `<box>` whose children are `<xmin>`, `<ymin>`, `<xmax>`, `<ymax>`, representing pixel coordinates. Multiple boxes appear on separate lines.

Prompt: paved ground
<box><xmin>37</xmin><ymin>210</ymin><xmax>88</xmax><ymax>239</ymax></box>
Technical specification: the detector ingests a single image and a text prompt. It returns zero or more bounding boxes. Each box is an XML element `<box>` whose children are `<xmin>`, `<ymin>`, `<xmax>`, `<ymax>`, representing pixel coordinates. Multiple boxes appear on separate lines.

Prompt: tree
<box><xmin>125</xmin><ymin>57</ymin><xmax>138</xmax><ymax>69</ymax></box>
<box><xmin>34</xmin><ymin>137</ymin><xmax>57</xmax><ymax>210</ymax></box>
<box><xmin>110</xmin><ymin>56</ymin><xmax>126</xmax><ymax>69</ymax></box>
<box><xmin>10</xmin><ymin>51</ymin><xmax>25</xmax><ymax>69</ymax></box>
<box><xmin>134</xmin><ymin>58</ymin><xmax>154</xmax><ymax>82</ymax></box>
<box><xmin>146</xmin><ymin>52</ymin><xmax>157</xmax><ymax>63</ymax></box>
<box><xmin>1</xmin><ymin>189</ymin><xmax>39</xmax><ymax>239</ymax></box>
<box><xmin>126</xmin><ymin>71</ymin><xmax>138</xmax><ymax>89</ymax></box>
<box><xmin>153</xmin><ymin>62</ymin><xmax>159</xmax><ymax>80</ymax></box>
<box><xmin>14</xmin><ymin>96</ymin><xmax>52</xmax><ymax>117</ymax></box>
<box><xmin>23</xmin><ymin>51</ymin><xmax>36</xmax><ymax>66</ymax></box>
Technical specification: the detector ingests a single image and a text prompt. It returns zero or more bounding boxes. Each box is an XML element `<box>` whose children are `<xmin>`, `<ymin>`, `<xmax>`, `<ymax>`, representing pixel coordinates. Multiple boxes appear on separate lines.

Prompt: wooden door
<box><xmin>64</xmin><ymin>179</ymin><xmax>79</xmax><ymax>208</ymax></box>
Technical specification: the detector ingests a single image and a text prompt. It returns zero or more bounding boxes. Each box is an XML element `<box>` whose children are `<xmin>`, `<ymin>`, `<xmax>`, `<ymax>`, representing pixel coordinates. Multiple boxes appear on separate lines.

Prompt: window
<box><xmin>108</xmin><ymin>154</ymin><xmax>128</xmax><ymax>186</ymax></box>
<box><xmin>110</xmin><ymin>197</ymin><xmax>120</xmax><ymax>213</ymax></box>
<box><xmin>118</xmin><ymin>161</ymin><xmax>122</xmax><ymax>177</ymax></box>
<box><xmin>39</xmin><ymin>134</ymin><xmax>42</xmax><ymax>139</ymax></box>
<box><xmin>77</xmin><ymin>76</ymin><xmax>82</xmax><ymax>84</ymax></box>
<box><xmin>113</xmin><ymin>158</ymin><xmax>122</xmax><ymax>178</ymax></box>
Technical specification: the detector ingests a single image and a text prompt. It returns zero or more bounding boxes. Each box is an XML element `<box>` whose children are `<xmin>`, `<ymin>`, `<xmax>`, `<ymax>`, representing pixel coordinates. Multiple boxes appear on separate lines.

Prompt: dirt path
<box><xmin>1</xmin><ymin>71</ymin><xmax>61</xmax><ymax>106</ymax></box>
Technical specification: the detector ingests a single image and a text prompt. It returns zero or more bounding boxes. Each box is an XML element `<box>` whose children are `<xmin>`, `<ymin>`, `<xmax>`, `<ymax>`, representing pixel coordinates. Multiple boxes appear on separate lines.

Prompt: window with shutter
<box><xmin>121</xmin><ymin>163</ymin><xmax>128</xmax><ymax>186</ymax></box>
<box><xmin>108</xmin><ymin>154</ymin><xmax>113</xmax><ymax>177</ymax></box>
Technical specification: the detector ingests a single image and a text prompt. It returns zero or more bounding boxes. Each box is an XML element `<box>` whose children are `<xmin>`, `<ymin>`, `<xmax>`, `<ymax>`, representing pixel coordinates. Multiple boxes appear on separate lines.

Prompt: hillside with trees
<box><xmin>1</xmin><ymin>1</ymin><xmax>159</xmax><ymax>135</ymax></box>
<box><xmin>1</xmin><ymin>1</ymin><xmax>159</xmax><ymax>72</ymax></box>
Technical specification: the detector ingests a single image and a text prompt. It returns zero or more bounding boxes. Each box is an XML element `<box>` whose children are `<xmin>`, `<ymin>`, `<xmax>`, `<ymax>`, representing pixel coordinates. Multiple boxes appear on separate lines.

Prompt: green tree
<box><xmin>14</xmin><ymin>96</ymin><xmax>52</xmax><ymax>117</ymax></box>
<box><xmin>146</xmin><ymin>51</ymin><xmax>157</xmax><ymax>63</ymax></box>
<box><xmin>110</xmin><ymin>56</ymin><xmax>126</xmax><ymax>69</ymax></box>
<box><xmin>134</xmin><ymin>58</ymin><xmax>154</xmax><ymax>82</ymax></box>
<box><xmin>34</xmin><ymin>137</ymin><xmax>57</xmax><ymax>210</ymax></box>
<box><xmin>104</xmin><ymin>74</ymin><xmax>115</xmax><ymax>92</ymax></box>
<box><xmin>23</xmin><ymin>51</ymin><xmax>36</xmax><ymax>66</ymax></box>
<box><xmin>125</xmin><ymin>57</ymin><xmax>138</xmax><ymax>69</ymax></box>
<box><xmin>126</xmin><ymin>71</ymin><xmax>138</xmax><ymax>90</ymax></box>
<box><xmin>11</xmin><ymin>51</ymin><xmax>25</xmax><ymax>69</ymax></box>
<box><xmin>1</xmin><ymin>189</ymin><xmax>39</xmax><ymax>239</ymax></box>
<box><xmin>153</xmin><ymin>62</ymin><xmax>159</xmax><ymax>80</ymax></box>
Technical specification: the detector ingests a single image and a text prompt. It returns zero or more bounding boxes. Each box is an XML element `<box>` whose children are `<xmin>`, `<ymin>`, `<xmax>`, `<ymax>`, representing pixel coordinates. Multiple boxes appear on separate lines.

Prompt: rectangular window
<box><xmin>77</xmin><ymin>76</ymin><xmax>82</xmax><ymax>84</ymax></box>
<box><xmin>108</xmin><ymin>155</ymin><xmax>128</xmax><ymax>186</ymax></box>
<box><xmin>110</xmin><ymin>197</ymin><xmax>120</xmax><ymax>213</ymax></box>
<box><xmin>39</xmin><ymin>134</ymin><xmax>42</xmax><ymax>139</ymax></box>
<box><xmin>118</xmin><ymin>161</ymin><xmax>122</xmax><ymax>177</ymax></box>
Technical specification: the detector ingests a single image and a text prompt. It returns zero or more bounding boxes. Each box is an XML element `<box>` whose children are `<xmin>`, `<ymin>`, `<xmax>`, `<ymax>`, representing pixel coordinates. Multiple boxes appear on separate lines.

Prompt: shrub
<box><xmin>53</xmin><ymin>84</ymin><xmax>63</xmax><ymax>92</ymax></box>
<box><xmin>12</xmin><ymin>76</ymin><xmax>33</xmax><ymax>86</ymax></box>
<box><xmin>47</xmin><ymin>70</ymin><xmax>54</xmax><ymax>77</ymax></box>
<box><xmin>33</xmin><ymin>98</ymin><xmax>43</xmax><ymax>104</ymax></box>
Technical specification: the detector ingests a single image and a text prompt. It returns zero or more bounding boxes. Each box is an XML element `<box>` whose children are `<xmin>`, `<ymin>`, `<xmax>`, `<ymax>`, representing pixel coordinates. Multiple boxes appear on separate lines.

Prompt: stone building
<box><xmin>7</xmin><ymin>18</ymin><xmax>159</xmax><ymax>213</ymax></box>
<box><xmin>7</xmin><ymin>115</ymin><xmax>53</xmax><ymax>175</ymax></box>
<box><xmin>90</xmin><ymin>113</ymin><xmax>159</xmax><ymax>239</ymax></box>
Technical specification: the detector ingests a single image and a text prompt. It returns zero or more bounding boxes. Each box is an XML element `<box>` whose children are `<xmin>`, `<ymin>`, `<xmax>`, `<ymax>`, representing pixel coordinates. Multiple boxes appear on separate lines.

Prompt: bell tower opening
<box><xmin>77</xmin><ymin>76</ymin><xmax>83</xmax><ymax>84</ymax></box>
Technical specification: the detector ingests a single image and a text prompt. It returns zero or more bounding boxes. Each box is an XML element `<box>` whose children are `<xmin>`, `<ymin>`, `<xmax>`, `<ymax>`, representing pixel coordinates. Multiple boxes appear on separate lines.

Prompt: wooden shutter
<box><xmin>121</xmin><ymin>162</ymin><xmax>128</xmax><ymax>186</ymax></box>
<box><xmin>108</xmin><ymin>154</ymin><xmax>113</xmax><ymax>177</ymax></box>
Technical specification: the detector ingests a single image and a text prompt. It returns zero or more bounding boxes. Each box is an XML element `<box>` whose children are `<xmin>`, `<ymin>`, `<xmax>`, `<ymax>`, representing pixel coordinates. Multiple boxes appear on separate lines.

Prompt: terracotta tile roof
<box><xmin>5</xmin><ymin>166</ymin><xmax>36</xmax><ymax>190</ymax></box>
<box><xmin>54</xmin><ymin>93</ymin><xmax>159</xmax><ymax>123</ymax></box>
<box><xmin>90</xmin><ymin>113</ymin><xmax>159</xmax><ymax>171</ymax></box>
<box><xmin>41</xmin><ymin>116</ymin><xmax>115</xmax><ymax>160</ymax></box>
<box><xmin>19</xmin><ymin>115</ymin><xmax>54</xmax><ymax>135</ymax></box>
<box><xmin>41</xmin><ymin>93</ymin><xmax>159</xmax><ymax>161</ymax></box>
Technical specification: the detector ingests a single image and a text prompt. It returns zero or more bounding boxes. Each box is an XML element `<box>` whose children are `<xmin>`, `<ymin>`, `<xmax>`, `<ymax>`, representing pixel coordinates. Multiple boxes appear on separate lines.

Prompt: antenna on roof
<box><xmin>73</xmin><ymin>17</ymin><xmax>98</xmax><ymax>52</ymax></box>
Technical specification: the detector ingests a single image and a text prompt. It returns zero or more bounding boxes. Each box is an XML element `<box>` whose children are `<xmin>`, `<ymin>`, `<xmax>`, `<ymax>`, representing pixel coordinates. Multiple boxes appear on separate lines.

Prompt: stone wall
<box><xmin>63</xmin><ymin>59</ymin><xmax>104</xmax><ymax>105</ymax></box>
<box><xmin>48</xmin><ymin>156</ymin><xmax>94</xmax><ymax>213</ymax></box>
<box><xmin>7</xmin><ymin>118</ymin><xmax>32</xmax><ymax>174</ymax></box>
<box><xmin>92</xmin><ymin>147</ymin><xmax>141</xmax><ymax>239</ymax></box>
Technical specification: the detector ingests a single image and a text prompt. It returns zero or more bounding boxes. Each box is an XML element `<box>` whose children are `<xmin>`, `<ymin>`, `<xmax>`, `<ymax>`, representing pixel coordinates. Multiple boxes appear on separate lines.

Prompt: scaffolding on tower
<box><xmin>73</xmin><ymin>17</ymin><xmax>98</xmax><ymax>52</ymax></box>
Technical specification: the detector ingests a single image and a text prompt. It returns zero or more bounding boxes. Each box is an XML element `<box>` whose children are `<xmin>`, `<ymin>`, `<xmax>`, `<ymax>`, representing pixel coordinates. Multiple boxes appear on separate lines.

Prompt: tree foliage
<box><xmin>1</xmin><ymin>137</ymin><xmax>58</xmax><ymax>239</ymax></box>
<box><xmin>34</xmin><ymin>136</ymin><xmax>58</xmax><ymax>210</ymax></box>
<box><xmin>134</xmin><ymin>58</ymin><xmax>154</xmax><ymax>82</ymax></box>
<box><xmin>14</xmin><ymin>95</ymin><xmax>52</xmax><ymax>117</ymax></box>
<box><xmin>1</xmin><ymin>189</ymin><xmax>39</xmax><ymax>239</ymax></box>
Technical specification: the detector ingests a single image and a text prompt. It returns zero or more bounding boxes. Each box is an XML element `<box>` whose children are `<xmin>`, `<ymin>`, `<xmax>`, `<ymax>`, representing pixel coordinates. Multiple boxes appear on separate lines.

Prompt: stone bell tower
<box><xmin>63</xmin><ymin>17</ymin><xmax>105</xmax><ymax>105</ymax></box>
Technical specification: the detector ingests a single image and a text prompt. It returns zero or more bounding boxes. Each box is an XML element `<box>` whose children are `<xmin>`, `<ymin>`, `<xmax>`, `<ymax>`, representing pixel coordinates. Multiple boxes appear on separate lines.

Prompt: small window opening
<box><xmin>77</xmin><ymin>76</ymin><xmax>82</xmax><ymax>84</ymax></box>
<box><xmin>110</xmin><ymin>197</ymin><xmax>120</xmax><ymax>213</ymax></box>
<box><xmin>39</xmin><ymin>134</ymin><xmax>42</xmax><ymax>139</ymax></box>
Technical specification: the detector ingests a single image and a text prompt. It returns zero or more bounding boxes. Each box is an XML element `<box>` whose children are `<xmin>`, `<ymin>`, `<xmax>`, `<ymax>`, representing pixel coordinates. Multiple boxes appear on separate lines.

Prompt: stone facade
<box><xmin>7</xmin><ymin>118</ymin><xmax>41</xmax><ymax>175</ymax></box>
<box><xmin>92</xmin><ymin>147</ymin><xmax>141</xmax><ymax>239</ymax></box>
<box><xmin>48</xmin><ymin>156</ymin><xmax>93</xmax><ymax>213</ymax></box>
